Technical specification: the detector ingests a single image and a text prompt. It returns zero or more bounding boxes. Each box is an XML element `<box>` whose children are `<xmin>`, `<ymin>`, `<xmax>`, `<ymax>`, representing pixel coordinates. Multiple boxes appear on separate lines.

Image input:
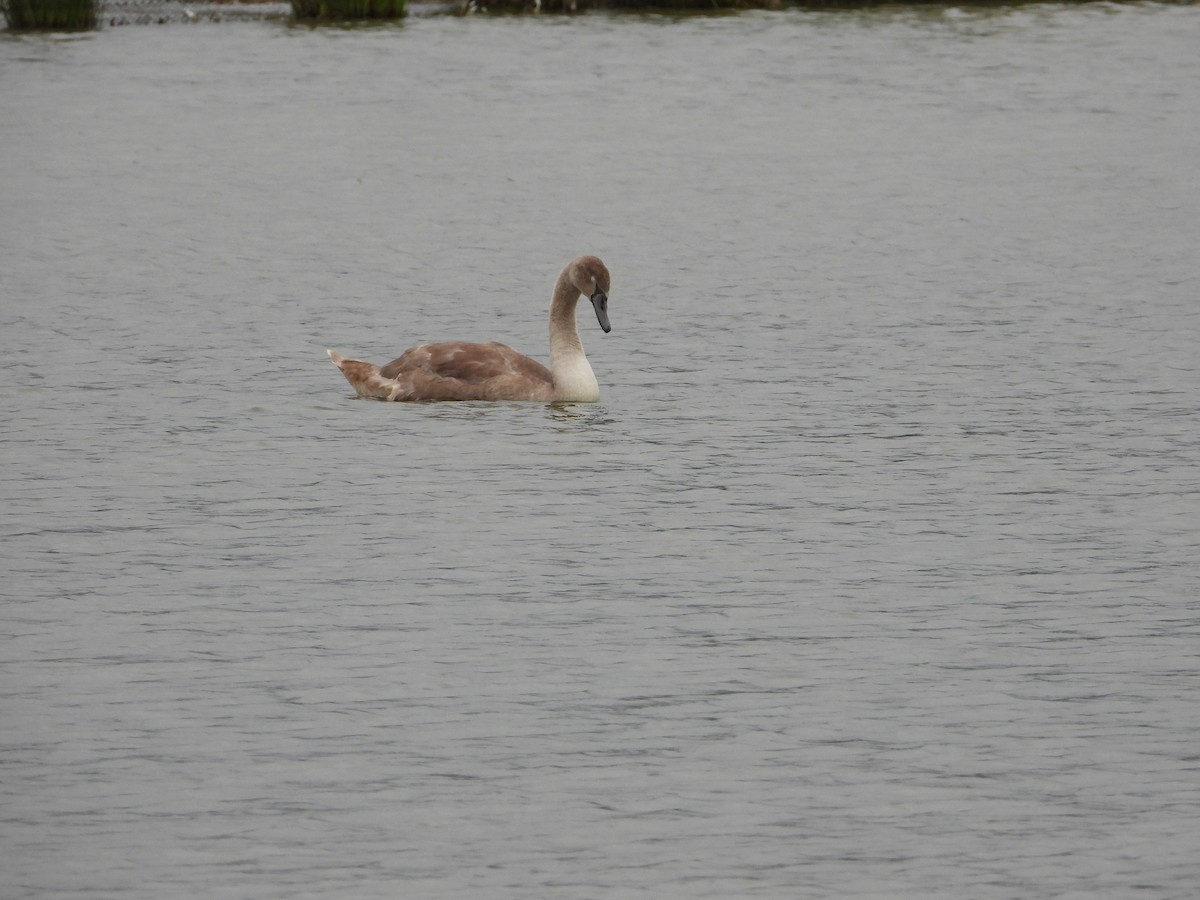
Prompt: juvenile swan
<box><xmin>327</xmin><ymin>255</ymin><xmax>611</xmax><ymax>402</ymax></box>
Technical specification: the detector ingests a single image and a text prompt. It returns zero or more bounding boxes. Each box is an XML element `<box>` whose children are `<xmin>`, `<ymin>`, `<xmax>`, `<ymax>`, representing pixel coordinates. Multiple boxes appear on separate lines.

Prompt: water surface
<box><xmin>2</xmin><ymin>4</ymin><xmax>1199</xmax><ymax>897</ymax></box>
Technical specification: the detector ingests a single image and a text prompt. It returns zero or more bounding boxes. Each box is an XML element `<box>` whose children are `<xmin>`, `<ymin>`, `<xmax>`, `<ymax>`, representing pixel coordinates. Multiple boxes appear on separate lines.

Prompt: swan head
<box><xmin>570</xmin><ymin>255</ymin><xmax>612</xmax><ymax>334</ymax></box>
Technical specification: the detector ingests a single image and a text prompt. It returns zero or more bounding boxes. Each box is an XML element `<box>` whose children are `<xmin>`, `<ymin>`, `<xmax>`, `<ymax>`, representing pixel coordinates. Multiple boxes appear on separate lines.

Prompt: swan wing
<box><xmin>379</xmin><ymin>342</ymin><xmax>553</xmax><ymax>388</ymax></box>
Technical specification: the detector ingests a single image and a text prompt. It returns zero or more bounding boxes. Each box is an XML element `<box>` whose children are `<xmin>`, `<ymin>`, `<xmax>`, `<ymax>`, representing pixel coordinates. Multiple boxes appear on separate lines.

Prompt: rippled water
<box><xmin>3</xmin><ymin>4</ymin><xmax>1199</xmax><ymax>897</ymax></box>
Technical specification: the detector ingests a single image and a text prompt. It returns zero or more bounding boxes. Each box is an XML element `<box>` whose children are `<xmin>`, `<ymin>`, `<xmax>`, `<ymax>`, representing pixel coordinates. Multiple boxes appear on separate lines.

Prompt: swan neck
<box><xmin>548</xmin><ymin>268</ymin><xmax>599</xmax><ymax>401</ymax></box>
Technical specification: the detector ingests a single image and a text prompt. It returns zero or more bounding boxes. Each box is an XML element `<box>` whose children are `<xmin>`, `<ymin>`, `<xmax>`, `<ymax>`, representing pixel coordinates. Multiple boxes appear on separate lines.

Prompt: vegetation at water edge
<box><xmin>1</xmin><ymin>0</ymin><xmax>98</xmax><ymax>29</ymax></box>
<box><xmin>291</xmin><ymin>0</ymin><xmax>407</xmax><ymax>19</ymax></box>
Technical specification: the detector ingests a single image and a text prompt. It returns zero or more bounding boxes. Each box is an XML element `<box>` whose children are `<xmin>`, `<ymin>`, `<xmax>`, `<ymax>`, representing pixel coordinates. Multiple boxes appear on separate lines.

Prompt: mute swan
<box><xmin>327</xmin><ymin>255</ymin><xmax>612</xmax><ymax>403</ymax></box>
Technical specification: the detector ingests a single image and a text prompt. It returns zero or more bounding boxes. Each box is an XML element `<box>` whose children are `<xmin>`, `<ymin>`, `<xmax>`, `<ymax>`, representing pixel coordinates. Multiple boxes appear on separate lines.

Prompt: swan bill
<box><xmin>590</xmin><ymin>288</ymin><xmax>611</xmax><ymax>333</ymax></box>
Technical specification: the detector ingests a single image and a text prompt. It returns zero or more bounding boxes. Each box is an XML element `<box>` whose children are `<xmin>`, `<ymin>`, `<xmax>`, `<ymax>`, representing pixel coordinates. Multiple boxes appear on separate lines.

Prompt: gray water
<box><xmin>2</xmin><ymin>3</ymin><xmax>1199</xmax><ymax>897</ymax></box>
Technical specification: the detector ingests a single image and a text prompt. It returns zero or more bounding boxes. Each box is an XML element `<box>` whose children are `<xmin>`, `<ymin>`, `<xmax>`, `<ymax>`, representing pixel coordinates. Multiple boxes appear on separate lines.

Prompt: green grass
<box><xmin>1</xmin><ymin>0</ymin><xmax>98</xmax><ymax>29</ymax></box>
<box><xmin>291</xmin><ymin>0</ymin><xmax>407</xmax><ymax>19</ymax></box>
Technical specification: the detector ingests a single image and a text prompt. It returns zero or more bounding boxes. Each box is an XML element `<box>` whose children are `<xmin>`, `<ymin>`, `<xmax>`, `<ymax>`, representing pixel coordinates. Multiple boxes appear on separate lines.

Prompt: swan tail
<box><xmin>327</xmin><ymin>349</ymin><xmax>402</xmax><ymax>400</ymax></box>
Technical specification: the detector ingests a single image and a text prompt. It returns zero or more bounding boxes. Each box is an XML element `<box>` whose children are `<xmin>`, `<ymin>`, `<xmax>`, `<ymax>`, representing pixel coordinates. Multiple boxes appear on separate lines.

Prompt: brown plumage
<box><xmin>328</xmin><ymin>255</ymin><xmax>612</xmax><ymax>403</ymax></box>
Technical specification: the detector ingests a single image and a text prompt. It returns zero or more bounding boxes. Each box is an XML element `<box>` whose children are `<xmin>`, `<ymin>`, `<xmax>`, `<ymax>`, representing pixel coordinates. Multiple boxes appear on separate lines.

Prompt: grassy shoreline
<box><xmin>4</xmin><ymin>0</ymin><xmax>1187</xmax><ymax>31</ymax></box>
<box><xmin>1</xmin><ymin>0</ymin><xmax>98</xmax><ymax>28</ymax></box>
